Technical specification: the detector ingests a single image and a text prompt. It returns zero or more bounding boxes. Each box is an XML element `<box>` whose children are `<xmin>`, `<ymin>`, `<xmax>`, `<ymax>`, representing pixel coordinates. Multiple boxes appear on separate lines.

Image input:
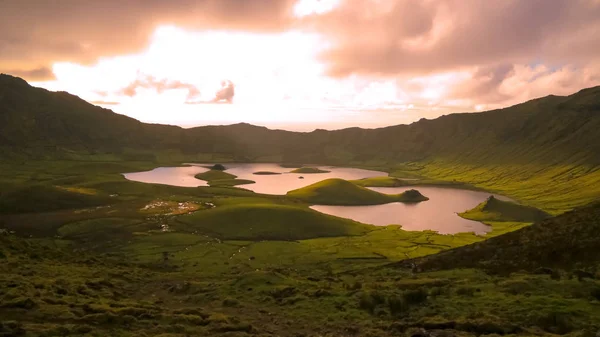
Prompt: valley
<box><xmin>1</xmin><ymin>75</ymin><xmax>600</xmax><ymax>336</ymax></box>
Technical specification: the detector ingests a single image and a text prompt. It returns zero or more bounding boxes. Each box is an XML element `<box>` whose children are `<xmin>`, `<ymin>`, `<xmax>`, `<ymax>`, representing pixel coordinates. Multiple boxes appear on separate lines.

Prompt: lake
<box><xmin>124</xmin><ymin>164</ymin><xmax>510</xmax><ymax>234</ymax></box>
<box><xmin>124</xmin><ymin>163</ymin><xmax>386</xmax><ymax>194</ymax></box>
<box><xmin>312</xmin><ymin>186</ymin><xmax>513</xmax><ymax>234</ymax></box>
<box><xmin>123</xmin><ymin>166</ymin><xmax>211</xmax><ymax>187</ymax></box>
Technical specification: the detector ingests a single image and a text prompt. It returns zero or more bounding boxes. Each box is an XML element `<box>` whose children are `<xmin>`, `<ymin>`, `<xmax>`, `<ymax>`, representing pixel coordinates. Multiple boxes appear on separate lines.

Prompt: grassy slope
<box><xmin>3</xmin><ymin>220</ymin><xmax>600</xmax><ymax>336</ymax></box>
<box><xmin>288</xmin><ymin>178</ymin><xmax>427</xmax><ymax>205</ymax></box>
<box><xmin>176</xmin><ymin>203</ymin><xmax>372</xmax><ymax>240</ymax></box>
<box><xmin>405</xmin><ymin>202</ymin><xmax>600</xmax><ymax>273</ymax></box>
<box><xmin>207</xmin><ymin>179</ymin><xmax>255</xmax><ymax>187</ymax></box>
<box><xmin>0</xmin><ymin>183</ymin><xmax>113</xmax><ymax>214</ymax></box>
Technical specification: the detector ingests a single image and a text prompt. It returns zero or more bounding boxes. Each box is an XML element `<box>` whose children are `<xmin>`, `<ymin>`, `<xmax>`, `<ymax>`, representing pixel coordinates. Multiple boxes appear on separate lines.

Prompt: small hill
<box><xmin>460</xmin><ymin>196</ymin><xmax>551</xmax><ymax>223</ymax></box>
<box><xmin>194</xmin><ymin>170</ymin><xmax>236</xmax><ymax>182</ymax></box>
<box><xmin>253</xmin><ymin>171</ymin><xmax>281</xmax><ymax>175</ymax></box>
<box><xmin>401</xmin><ymin>201</ymin><xmax>600</xmax><ymax>273</ymax></box>
<box><xmin>207</xmin><ymin>179</ymin><xmax>255</xmax><ymax>187</ymax></box>
<box><xmin>208</xmin><ymin>164</ymin><xmax>226</xmax><ymax>171</ymax></box>
<box><xmin>287</xmin><ymin>178</ymin><xmax>428</xmax><ymax>205</ymax></box>
<box><xmin>290</xmin><ymin>167</ymin><xmax>330</xmax><ymax>174</ymax></box>
<box><xmin>176</xmin><ymin>204</ymin><xmax>372</xmax><ymax>240</ymax></box>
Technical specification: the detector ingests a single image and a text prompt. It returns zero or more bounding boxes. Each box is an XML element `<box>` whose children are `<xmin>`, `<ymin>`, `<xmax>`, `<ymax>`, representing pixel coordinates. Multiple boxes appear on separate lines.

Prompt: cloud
<box><xmin>2</xmin><ymin>67</ymin><xmax>55</xmax><ymax>81</ymax></box>
<box><xmin>118</xmin><ymin>75</ymin><xmax>201</xmax><ymax>101</ymax></box>
<box><xmin>311</xmin><ymin>0</ymin><xmax>600</xmax><ymax>77</ymax></box>
<box><xmin>212</xmin><ymin>80</ymin><xmax>235</xmax><ymax>103</ymax></box>
<box><xmin>90</xmin><ymin>100</ymin><xmax>120</xmax><ymax>106</ymax></box>
<box><xmin>0</xmin><ymin>0</ymin><xmax>298</xmax><ymax>70</ymax></box>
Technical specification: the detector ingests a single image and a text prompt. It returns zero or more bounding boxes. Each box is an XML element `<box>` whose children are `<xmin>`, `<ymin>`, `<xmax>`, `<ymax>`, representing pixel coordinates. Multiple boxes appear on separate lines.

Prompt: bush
<box><xmin>358</xmin><ymin>293</ymin><xmax>377</xmax><ymax>314</ymax></box>
<box><xmin>456</xmin><ymin>287</ymin><xmax>476</xmax><ymax>297</ymax></box>
<box><xmin>215</xmin><ymin>323</ymin><xmax>254</xmax><ymax>333</ymax></box>
<box><xmin>403</xmin><ymin>288</ymin><xmax>428</xmax><ymax>305</ymax></box>
<box><xmin>211</xmin><ymin>164</ymin><xmax>226</xmax><ymax>171</ymax></box>
<box><xmin>388</xmin><ymin>295</ymin><xmax>408</xmax><ymax>316</ymax></box>
<box><xmin>1</xmin><ymin>297</ymin><xmax>37</xmax><ymax>309</ymax></box>
<box><xmin>534</xmin><ymin>311</ymin><xmax>575</xmax><ymax>334</ymax></box>
<box><xmin>0</xmin><ymin>321</ymin><xmax>25</xmax><ymax>336</ymax></box>
<box><xmin>591</xmin><ymin>286</ymin><xmax>600</xmax><ymax>300</ymax></box>
<box><xmin>222</xmin><ymin>298</ymin><xmax>239</xmax><ymax>307</ymax></box>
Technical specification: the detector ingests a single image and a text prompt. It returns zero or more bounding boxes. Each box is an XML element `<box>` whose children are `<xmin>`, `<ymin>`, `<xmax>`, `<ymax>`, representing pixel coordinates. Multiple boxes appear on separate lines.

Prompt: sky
<box><xmin>2</xmin><ymin>0</ymin><xmax>600</xmax><ymax>131</ymax></box>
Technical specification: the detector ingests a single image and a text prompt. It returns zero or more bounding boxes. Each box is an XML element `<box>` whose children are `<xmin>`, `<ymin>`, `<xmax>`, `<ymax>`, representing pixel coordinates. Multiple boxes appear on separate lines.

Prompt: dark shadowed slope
<box><xmin>2</xmin><ymin>73</ymin><xmax>599</xmax><ymax>166</ymax></box>
<box><xmin>398</xmin><ymin>201</ymin><xmax>600</xmax><ymax>273</ymax></box>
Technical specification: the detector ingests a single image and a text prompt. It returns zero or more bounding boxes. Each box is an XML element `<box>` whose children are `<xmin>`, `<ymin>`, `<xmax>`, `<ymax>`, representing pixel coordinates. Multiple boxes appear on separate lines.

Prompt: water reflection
<box><xmin>311</xmin><ymin>186</ymin><xmax>512</xmax><ymax>234</ymax></box>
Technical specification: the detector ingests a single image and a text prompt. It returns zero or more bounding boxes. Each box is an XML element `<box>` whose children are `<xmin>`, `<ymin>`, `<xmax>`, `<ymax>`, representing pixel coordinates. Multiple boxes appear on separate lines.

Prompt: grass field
<box><xmin>1</xmin><ymin>159</ymin><xmax>599</xmax><ymax>336</ymax></box>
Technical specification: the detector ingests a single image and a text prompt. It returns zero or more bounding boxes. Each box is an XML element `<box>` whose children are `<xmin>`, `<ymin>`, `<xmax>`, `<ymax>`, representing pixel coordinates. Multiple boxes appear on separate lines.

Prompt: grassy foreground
<box><xmin>1</xmin><ymin>160</ymin><xmax>599</xmax><ymax>336</ymax></box>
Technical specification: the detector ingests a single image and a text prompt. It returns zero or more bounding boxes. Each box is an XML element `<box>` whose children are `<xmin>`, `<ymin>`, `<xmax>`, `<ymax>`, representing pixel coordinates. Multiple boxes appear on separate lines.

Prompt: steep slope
<box><xmin>2</xmin><ymin>73</ymin><xmax>599</xmax><ymax>166</ymax></box>
<box><xmin>401</xmin><ymin>201</ymin><xmax>600</xmax><ymax>273</ymax></box>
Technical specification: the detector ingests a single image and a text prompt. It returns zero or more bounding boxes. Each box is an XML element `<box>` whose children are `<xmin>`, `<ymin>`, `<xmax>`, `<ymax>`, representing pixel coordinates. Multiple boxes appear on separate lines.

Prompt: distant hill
<box><xmin>2</xmin><ymin>73</ymin><xmax>599</xmax><ymax>166</ymax></box>
<box><xmin>399</xmin><ymin>202</ymin><xmax>600</xmax><ymax>273</ymax></box>
<box><xmin>2</xmin><ymin>73</ymin><xmax>600</xmax><ymax>211</ymax></box>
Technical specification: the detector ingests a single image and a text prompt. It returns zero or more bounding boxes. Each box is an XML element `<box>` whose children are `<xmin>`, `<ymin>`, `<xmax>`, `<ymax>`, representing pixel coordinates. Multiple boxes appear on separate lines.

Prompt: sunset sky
<box><xmin>2</xmin><ymin>0</ymin><xmax>600</xmax><ymax>131</ymax></box>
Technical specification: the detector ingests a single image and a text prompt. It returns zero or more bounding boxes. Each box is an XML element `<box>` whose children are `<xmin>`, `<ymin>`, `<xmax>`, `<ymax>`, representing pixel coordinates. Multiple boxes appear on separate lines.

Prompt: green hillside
<box><xmin>404</xmin><ymin>202</ymin><xmax>600</xmax><ymax>273</ymax></box>
<box><xmin>287</xmin><ymin>178</ymin><xmax>428</xmax><ymax>205</ymax></box>
<box><xmin>176</xmin><ymin>203</ymin><xmax>372</xmax><ymax>240</ymax></box>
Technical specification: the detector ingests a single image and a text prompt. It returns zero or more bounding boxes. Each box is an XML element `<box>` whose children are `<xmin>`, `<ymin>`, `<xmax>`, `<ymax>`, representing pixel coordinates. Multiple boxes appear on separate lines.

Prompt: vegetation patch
<box><xmin>252</xmin><ymin>171</ymin><xmax>282</xmax><ymax>175</ymax></box>
<box><xmin>207</xmin><ymin>179</ymin><xmax>255</xmax><ymax>187</ymax></box>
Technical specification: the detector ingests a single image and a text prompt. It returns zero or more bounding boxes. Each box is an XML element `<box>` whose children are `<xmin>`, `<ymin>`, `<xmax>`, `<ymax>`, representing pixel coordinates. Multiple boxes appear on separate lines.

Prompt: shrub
<box><xmin>456</xmin><ymin>287</ymin><xmax>476</xmax><ymax>297</ymax></box>
<box><xmin>358</xmin><ymin>291</ymin><xmax>386</xmax><ymax>314</ymax></box>
<box><xmin>222</xmin><ymin>298</ymin><xmax>239</xmax><ymax>307</ymax></box>
<box><xmin>358</xmin><ymin>293</ymin><xmax>377</xmax><ymax>314</ymax></box>
<box><xmin>1</xmin><ymin>297</ymin><xmax>37</xmax><ymax>310</ymax></box>
<box><xmin>269</xmin><ymin>286</ymin><xmax>297</xmax><ymax>299</ymax></box>
<box><xmin>591</xmin><ymin>286</ymin><xmax>600</xmax><ymax>300</ymax></box>
<box><xmin>215</xmin><ymin>323</ymin><xmax>254</xmax><ymax>333</ymax></box>
<box><xmin>0</xmin><ymin>321</ymin><xmax>25</xmax><ymax>336</ymax></box>
<box><xmin>388</xmin><ymin>295</ymin><xmax>408</xmax><ymax>316</ymax></box>
<box><xmin>211</xmin><ymin>164</ymin><xmax>226</xmax><ymax>171</ymax></box>
<box><xmin>403</xmin><ymin>288</ymin><xmax>428</xmax><ymax>305</ymax></box>
<box><xmin>534</xmin><ymin>311</ymin><xmax>575</xmax><ymax>334</ymax></box>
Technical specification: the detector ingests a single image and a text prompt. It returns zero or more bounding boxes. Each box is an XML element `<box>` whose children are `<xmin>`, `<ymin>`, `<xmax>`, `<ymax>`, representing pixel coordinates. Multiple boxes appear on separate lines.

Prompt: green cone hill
<box><xmin>287</xmin><ymin>178</ymin><xmax>428</xmax><ymax>205</ymax></box>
